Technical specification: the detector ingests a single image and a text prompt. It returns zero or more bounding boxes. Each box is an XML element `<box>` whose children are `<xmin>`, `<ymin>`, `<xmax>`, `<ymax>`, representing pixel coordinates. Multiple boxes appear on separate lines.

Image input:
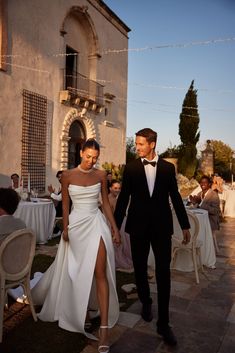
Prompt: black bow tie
<box><xmin>143</xmin><ymin>159</ymin><xmax>156</xmax><ymax>167</ymax></box>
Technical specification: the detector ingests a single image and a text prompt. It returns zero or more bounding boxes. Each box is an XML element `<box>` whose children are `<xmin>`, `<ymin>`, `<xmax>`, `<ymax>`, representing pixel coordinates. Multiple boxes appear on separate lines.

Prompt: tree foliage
<box><xmin>160</xmin><ymin>145</ymin><xmax>180</xmax><ymax>158</ymax></box>
<box><xmin>177</xmin><ymin>80</ymin><xmax>200</xmax><ymax>179</ymax></box>
<box><xmin>210</xmin><ymin>140</ymin><xmax>234</xmax><ymax>180</ymax></box>
<box><xmin>126</xmin><ymin>137</ymin><xmax>137</xmax><ymax>163</ymax></box>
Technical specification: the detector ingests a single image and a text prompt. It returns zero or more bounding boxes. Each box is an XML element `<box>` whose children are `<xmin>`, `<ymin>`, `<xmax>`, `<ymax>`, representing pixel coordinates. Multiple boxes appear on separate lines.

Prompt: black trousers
<box><xmin>55</xmin><ymin>201</ymin><xmax>62</xmax><ymax>217</ymax></box>
<box><xmin>130</xmin><ymin>229</ymin><xmax>172</xmax><ymax>329</ymax></box>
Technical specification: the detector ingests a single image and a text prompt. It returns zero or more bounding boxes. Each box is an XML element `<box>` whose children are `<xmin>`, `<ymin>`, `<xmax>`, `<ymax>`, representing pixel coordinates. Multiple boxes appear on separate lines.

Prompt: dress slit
<box><xmin>31</xmin><ymin>183</ymin><xmax>119</xmax><ymax>340</ymax></box>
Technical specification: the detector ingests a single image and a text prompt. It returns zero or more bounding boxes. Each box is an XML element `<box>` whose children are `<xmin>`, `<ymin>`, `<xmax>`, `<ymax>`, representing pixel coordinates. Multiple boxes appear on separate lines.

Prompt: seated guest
<box><xmin>189</xmin><ymin>175</ymin><xmax>220</xmax><ymax>253</ymax></box>
<box><xmin>48</xmin><ymin>170</ymin><xmax>62</xmax><ymax>236</ymax></box>
<box><xmin>48</xmin><ymin>170</ymin><xmax>62</xmax><ymax>214</ymax></box>
<box><xmin>106</xmin><ymin>180</ymin><xmax>133</xmax><ymax>270</ymax></box>
<box><xmin>10</xmin><ymin>173</ymin><xmax>20</xmax><ymax>189</ymax></box>
<box><xmin>108</xmin><ymin>179</ymin><xmax>121</xmax><ymax>212</ymax></box>
<box><xmin>0</xmin><ymin>188</ymin><xmax>26</xmax><ymax>244</ymax></box>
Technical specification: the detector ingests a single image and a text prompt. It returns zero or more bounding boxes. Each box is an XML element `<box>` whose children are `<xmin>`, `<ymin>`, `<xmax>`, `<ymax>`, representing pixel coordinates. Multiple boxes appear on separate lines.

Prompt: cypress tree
<box><xmin>178</xmin><ymin>80</ymin><xmax>200</xmax><ymax>178</ymax></box>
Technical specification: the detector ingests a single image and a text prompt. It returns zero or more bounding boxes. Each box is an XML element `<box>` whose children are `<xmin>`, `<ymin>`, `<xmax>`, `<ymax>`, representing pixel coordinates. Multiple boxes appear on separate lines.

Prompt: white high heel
<box><xmin>98</xmin><ymin>326</ymin><xmax>109</xmax><ymax>353</ymax></box>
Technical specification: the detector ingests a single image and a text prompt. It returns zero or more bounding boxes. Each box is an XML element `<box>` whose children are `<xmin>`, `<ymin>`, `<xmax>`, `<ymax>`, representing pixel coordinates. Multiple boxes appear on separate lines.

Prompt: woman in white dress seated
<box><xmin>32</xmin><ymin>139</ymin><xmax>121</xmax><ymax>353</ymax></box>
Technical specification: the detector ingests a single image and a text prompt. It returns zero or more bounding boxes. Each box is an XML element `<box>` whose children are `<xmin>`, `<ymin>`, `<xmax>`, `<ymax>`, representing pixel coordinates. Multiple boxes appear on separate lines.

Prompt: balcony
<box><xmin>60</xmin><ymin>69</ymin><xmax>104</xmax><ymax>112</ymax></box>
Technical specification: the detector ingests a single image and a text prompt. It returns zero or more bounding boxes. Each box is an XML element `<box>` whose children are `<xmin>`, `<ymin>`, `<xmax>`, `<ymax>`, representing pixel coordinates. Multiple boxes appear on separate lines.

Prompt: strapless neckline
<box><xmin>69</xmin><ymin>182</ymin><xmax>101</xmax><ymax>188</ymax></box>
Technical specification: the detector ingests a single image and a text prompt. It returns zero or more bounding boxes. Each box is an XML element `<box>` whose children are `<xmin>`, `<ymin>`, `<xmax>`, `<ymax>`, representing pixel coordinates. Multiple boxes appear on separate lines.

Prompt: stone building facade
<box><xmin>0</xmin><ymin>0</ymin><xmax>130</xmax><ymax>190</ymax></box>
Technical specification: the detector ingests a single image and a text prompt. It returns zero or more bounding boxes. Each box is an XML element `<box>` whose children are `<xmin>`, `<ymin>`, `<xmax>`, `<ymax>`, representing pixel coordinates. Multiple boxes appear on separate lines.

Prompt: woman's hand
<box><xmin>111</xmin><ymin>228</ymin><xmax>121</xmax><ymax>246</ymax></box>
<box><xmin>62</xmin><ymin>230</ymin><xmax>69</xmax><ymax>242</ymax></box>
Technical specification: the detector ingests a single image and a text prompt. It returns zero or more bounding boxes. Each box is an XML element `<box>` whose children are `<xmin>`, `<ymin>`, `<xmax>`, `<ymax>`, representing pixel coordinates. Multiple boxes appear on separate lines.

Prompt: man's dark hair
<box><xmin>0</xmin><ymin>188</ymin><xmax>20</xmax><ymax>215</ymax></box>
<box><xmin>82</xmin><ymin>138</ymin><xmax>100</xmax><ymax>152</ymax></box>
<box><xmin>56</xmin><ymin>170</ymin><xmax>63</xmax><ymax>178</ymax></box>
<box><xmin>200</xmin><ymin>175</ymin><xmax>212</xmax><ymax>185</ymax></box>
<box><xmin>11</xmin><ymin>173</ymin><xmax>19</xmax><ymax>179</ymax></box>
<box><xmin>135</xmin><ymin>128</ymin><xmax>157</xmax><ymax>145</ymax></box>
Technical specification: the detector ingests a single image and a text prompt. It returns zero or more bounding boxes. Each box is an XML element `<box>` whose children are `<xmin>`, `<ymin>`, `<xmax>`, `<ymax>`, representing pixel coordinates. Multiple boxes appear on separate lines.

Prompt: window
<box><xmin>65</xmin><ymin>45</ymin><xmax>78</xmax><ymax>89</ymax></box>
<box><xmin>0</xmin><ymin>0</ymin><xmax>7</xmax><ymax>71</ymax></box>
<box><xmin>22</xmin><ymin>90</ymin><xmax>47</xmax><ymax>191</ymax></box>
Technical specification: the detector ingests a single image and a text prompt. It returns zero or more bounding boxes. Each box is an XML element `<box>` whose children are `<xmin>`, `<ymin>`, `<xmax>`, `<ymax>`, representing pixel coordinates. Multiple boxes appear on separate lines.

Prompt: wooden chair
<box><xmin>0</xmin><ymin>229</ymin><xmax>37</xmax><ymax>342</ymax></box>
<box><xmin>171</xmin><ymin>211</ymin><xmax>204</xmax><ymax>284</ymax></box>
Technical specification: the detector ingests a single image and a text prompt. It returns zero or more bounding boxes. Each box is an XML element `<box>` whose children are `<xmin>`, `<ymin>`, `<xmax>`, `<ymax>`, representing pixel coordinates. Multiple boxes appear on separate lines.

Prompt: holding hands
<box><xmin>111</xmin><ymin>227</ymin><xmax>121</xmax><ymax>246</ymax></box>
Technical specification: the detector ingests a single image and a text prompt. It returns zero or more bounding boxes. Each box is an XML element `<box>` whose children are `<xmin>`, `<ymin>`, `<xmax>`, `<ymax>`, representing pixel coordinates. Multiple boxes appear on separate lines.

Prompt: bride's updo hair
<box><xmin>82</xmin><ymin>138</ymin><xmax>100</xmax><ymax>152</ymax></box>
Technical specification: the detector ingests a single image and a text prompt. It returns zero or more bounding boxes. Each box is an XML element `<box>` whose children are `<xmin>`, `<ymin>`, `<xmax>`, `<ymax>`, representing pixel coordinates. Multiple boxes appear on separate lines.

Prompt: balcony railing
<box><xmin>62</xmin><ymin>69</ymin><xmax>104</xmax><ymax>106</ymax></box>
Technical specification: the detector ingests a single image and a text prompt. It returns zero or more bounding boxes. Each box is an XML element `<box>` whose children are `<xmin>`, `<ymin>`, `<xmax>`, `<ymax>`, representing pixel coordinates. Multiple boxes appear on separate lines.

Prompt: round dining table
<box><xmin>148</xmin><ymin>208</ymin><xmax>216</xmax><ymax>272</ymax></box>
<box><xmin>171</xmin><ymin>208</ymin><xmax>216</xmax><ymax>271</ymax></box>
<box><xmin>14</xmin><ymin>199</ymin><xmax>56</xmax><ymax>244</ymax></box>
<box><xmin>221</xmin><ymin>189</ymin><xmax>235</xmax><ymax>218</ymax></box>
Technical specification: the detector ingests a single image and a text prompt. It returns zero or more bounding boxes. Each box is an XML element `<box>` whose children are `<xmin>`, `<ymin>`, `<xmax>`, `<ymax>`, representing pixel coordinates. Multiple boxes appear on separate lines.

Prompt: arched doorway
<box><xmin>68</xmin><ymin>120</ymin><xmax>86</xmax><ymax>169</ymax></box>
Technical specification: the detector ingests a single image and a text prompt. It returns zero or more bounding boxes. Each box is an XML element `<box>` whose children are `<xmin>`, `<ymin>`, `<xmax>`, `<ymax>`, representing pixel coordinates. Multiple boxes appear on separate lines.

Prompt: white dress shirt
<box><xmin>50</xmin><ymin>192</ymin><xmax>62</xmax><ymax>202</ymax></box>
<box><xmin>141</xmin><ymin>155</ymin><xmax>158</xmax><ymax>196</ymax></box>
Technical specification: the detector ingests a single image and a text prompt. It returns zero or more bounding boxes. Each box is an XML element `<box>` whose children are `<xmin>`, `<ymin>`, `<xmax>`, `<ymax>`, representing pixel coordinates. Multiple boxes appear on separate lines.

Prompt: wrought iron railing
<box><xmin>62</xmin><ymin>69</ymin><xmax>104</xmax><ymax>106</ymax></box>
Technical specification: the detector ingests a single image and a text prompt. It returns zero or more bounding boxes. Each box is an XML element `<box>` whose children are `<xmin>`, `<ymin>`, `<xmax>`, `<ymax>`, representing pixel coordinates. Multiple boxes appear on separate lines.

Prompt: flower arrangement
<box><xmin>102</xmin><ymin>162</ymin><xmax>125</xmax><ymax>181</ymax></box>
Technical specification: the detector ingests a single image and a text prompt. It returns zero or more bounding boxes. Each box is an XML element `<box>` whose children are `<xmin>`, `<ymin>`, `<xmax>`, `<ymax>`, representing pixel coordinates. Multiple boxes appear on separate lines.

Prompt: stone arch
<box><xmin>60</xmin><ymin>108</ymin><xmax>96</xmax><ymax>170</ymax></box>
<box><xmin>60</xmin><ymin>5</ymin><xmax>100</xmax><ymax>56</ymax></box>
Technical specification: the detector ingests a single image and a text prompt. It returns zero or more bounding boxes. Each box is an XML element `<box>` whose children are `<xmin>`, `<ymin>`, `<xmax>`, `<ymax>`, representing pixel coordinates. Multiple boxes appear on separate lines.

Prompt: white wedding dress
<box><xmin>31</xmin><ymin>182</ymin><xmax>119</xmax><ymax>340</ymax></box>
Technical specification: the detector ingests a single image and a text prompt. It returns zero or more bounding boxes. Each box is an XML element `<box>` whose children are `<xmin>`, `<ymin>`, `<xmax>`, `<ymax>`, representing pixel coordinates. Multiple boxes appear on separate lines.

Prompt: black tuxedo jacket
<box><xmin>114</xmin><ymin>158</ymin><xmax>190</xmax><ymax>236</ymax></box>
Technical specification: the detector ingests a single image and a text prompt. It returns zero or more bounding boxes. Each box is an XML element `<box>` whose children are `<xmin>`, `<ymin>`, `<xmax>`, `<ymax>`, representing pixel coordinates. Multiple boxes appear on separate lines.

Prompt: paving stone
<box><xmin>171</xmin><ymin>328</ymin><xmax>221</xmax><ymax>353</ymax></box>
<box><xmin>111</xmin><ymin>328</ymin><xmax>160</xmax><ymax>353</ymax></box>
<box><xmin>218</xmin><ymin>338</ymin><xmax>235</xmax><ymax>353</ymax></box>
<box><xmin>181</xmin><ymin>285</ymin><xmax>202</xmax><ymax>300</ymax></box>
<box><xmin>227</xmin><ymin>303</ymin><xmax>235</xmax><ymax>323</ymax></box>
<box><xmin>118</xmin><ymin>311</ymin><xmax>141</xmax><ymax>328</ymax></box>
<box><xmin>170</xmin><ymin>310</ymin><xmax>226</xmax><ymax>337</ymax></box>
<box><xmin>171</xmin><ymin>280</ymin><xmax>192</xmax><ymax>297</ymax></box>
<box><xmin>170</xmin><ymin>296</ymin><xmax>191</xmax><ymax>313</ymax></box>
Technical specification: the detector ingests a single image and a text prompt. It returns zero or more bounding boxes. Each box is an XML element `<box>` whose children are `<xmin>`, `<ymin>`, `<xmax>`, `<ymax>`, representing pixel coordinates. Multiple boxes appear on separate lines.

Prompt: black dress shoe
<box><xmin>157</xmin><ymin>326</ymin><xmax>177</xmax><ymax>346</ymax></box>
<box><xmin>141</xmin><ymin>303</ymin><xmax>153</xmax><ymax>322</ymax></box>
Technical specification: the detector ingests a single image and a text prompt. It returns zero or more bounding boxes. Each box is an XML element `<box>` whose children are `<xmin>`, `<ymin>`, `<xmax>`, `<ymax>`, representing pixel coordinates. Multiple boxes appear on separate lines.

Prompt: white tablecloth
<box><xmin>171</xmin><ymin>208</ymin><xmax>216</xmax><ymax>271</ymax></box>
<box><xmin>220</xmin><ymin>189</ymin><xmax>235</xmax><ymax>218</ymax></box>
<box><xmin>14</xmin><ymin>199</ymin><xmax>56</xmax><ymax>244</ymax></box>
<box><xmin>148</xmin><ymin>208</ymin><xmax>216</xmax><ymax>272</ymax></box>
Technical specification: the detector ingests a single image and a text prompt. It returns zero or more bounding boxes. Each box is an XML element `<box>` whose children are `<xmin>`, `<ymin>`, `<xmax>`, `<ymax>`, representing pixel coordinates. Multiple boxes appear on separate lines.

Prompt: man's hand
<box><xmin>182</xmin><ymin>229</ymin><xmax>191</xmax><ymax>245</ymax></box>
<box><xmin>48</xmin><ymin>184</ymin><xmax>55</xmax><ymax>194</ymax></box>
<box><xmin>189</xmin><ymin>195</ymin><xmax>200</xmax><ymax>206</ymax></box>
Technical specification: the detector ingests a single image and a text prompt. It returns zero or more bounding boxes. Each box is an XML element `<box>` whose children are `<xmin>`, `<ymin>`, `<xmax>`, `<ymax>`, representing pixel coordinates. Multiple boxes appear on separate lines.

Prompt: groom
<box><xmin>114</xmin><ymin>128</ymin><xmax>190</xmax><ymax>346</ymax></box>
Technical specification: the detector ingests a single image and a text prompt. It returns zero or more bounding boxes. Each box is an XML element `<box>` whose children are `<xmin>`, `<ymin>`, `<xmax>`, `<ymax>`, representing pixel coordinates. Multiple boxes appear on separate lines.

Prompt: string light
<box><xmin>1</xmin><ymin>61</ymin><xmax>50</xmax><ymax>74</ymax></box>
<box><xmin>1</xmin><ymin>36</ymin><xmax>234</xmax><ymax>114</ymax></box>
<box><xmin>101</xmin><ymin>37</ymin><xmax>235</xmax><ymax>54</ymax></box>
<box><xmin>67</xmin><ymin>85</ymin><xmax>235</xmax><ymax>116</ymax></box>
<box><xmin>1</xmin><ymin>36</ymin><xmax>235</xmax><ymax>59</ymax></box>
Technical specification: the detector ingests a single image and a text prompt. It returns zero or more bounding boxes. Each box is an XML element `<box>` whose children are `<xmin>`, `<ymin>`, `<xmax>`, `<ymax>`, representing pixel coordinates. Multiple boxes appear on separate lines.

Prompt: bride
<box><xmin>32</xmin><ymin>138</ymin><xmax>121</xmax><ymax>353</ymax></box>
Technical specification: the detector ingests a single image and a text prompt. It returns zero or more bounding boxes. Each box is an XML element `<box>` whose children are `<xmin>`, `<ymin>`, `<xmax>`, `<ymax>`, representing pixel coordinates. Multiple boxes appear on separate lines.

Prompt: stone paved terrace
<box><xmin>1</xmin><ymin>218</ymin><xmax>235</xmax><ymax>352</ymax></box>
<box><xmin>82</xmin><ymin>218</ymin><xmax>235</xmax><ymax>353</ymax></box>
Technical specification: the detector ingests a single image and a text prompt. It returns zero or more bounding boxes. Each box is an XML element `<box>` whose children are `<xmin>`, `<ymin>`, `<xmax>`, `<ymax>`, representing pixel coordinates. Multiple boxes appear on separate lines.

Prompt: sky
<box><xmin>105</xmin><ymin>0</ymin><xmax>235</xmax><ymax>154</ymax></box>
